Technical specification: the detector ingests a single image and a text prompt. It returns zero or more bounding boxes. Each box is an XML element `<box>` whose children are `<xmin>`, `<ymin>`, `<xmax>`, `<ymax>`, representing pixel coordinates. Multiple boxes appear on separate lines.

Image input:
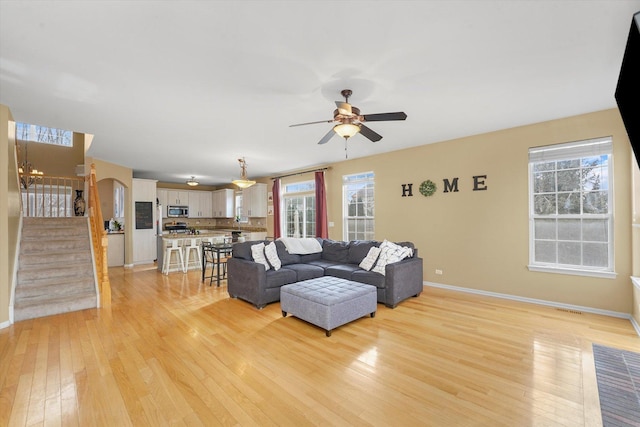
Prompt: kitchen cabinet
<box><xmin>188</xmin><ymin>191</ymin><xmax>213</xmax><ymax>218</ymax></box>
<box><xmin>242</xmin><ymin>183</ymin><xmax>267</xmax><ymax>217</ymax></box>
<box><xmin>166</xmin><ymin>189</ymin><xmax>189</xmax><ymax>206</ymax></box>
<box><xmin>244</xmin><ymin>231</ymin><xmax>267</xmax><ymax>241</ymax></box>
<box><xmin>107</xmin><ymin>233</ymin><xmax>125</xmax><ymax>267</ymax></box>
<box><xmin>156</xmin><ymin>189</ymin><xmax>168</xmax><ymax>218</ymax></box>
<box><xmin>212</xmin><ymin>189</ymin><xmax>234</xmax><ymax>218</ymax></box>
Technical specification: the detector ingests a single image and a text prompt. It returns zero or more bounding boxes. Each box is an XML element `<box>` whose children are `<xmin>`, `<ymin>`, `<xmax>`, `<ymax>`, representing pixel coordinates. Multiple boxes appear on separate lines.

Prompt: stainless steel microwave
<box><xmin>167</xmin><ymin>205</ymin><xmax>189</xmax><ymax>218</ymax></box>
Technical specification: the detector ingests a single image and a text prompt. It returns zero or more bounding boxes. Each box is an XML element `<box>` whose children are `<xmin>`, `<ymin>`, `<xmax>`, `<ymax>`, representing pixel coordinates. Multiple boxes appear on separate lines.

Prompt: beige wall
<box><xmin>87</xmin><ymin>157</ymin><xmax>134</xmax><ymax>265</ymax></box>
<box><xmin>17</xmin><ymin>131</ymin><xmax>85</xmax><ymax>178</ymax></box>
<box><xmin>0</xmin><ymin>105</ymin><xmax>21</xmax><ymax>325</ymax></box>
<box><xmin>277</xmin><ymin>109</ymin><xmax>633</xmax><ymax>313</ymax></box>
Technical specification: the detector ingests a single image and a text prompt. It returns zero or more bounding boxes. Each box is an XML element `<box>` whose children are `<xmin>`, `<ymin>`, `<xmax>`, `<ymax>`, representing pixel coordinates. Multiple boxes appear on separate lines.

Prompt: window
<box><xmin>114</xmin><ymin>184</ymin><xmax>125</xmax><ymax>218</ymax></box>
<box><xmin>283</xmin><ymin>181</ymin><xmax>315</xmax><ymax>238</ymax></box>
<box><xmin>235</xmin><ymin>192</ymin><xmax>248</xmax><ymax>223</ymax></box>
<box><xmin>16</xmin><ymin>122</ymin><xmax>72</xmax><ymax>146</ymax></box>
<box><xmin>528</xmin><ymin>137</ymin><xmax>614</xmax><ymax>278</ymax></box>
<box><xmin>343</xmin><ymin>172</ymin><xmax>374</xmax><ymax>241</ymax></box>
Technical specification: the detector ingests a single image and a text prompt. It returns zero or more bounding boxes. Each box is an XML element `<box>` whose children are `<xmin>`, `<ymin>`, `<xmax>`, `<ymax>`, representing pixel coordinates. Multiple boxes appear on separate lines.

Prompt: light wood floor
<box><xmin>1</xmin><ymin>265</ymin><xmax>638</xmax><ymax>426</ymax></box>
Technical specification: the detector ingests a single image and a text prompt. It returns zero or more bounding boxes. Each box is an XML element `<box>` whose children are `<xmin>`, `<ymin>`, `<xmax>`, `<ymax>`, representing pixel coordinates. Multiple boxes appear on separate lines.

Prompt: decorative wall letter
<box><xmin>401</xmin><ymin>183</ymin><xmax>413</xmax><ymax>197</ymax></box>
<box><xmin>473</xmin><ymin>175</ymin><xmax>488</xmax><ymax>191</ymax></box>
<box><xmin>443</xmin><ymin>177</ymin><xmax>459</xmax><ymax>193</ymax></box>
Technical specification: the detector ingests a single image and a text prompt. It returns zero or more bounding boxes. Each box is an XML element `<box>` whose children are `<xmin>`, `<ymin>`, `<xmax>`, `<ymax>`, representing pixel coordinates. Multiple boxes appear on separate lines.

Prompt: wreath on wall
<box><xmin>419</xmin><ymin>180</ymin><xmax>437</xmax><ymax>197</ymax></box>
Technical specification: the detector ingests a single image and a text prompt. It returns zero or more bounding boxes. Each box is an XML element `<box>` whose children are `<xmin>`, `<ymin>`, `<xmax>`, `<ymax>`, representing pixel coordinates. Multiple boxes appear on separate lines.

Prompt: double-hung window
<box><xmin>283</xmin><ymin>181</ymin><xmax>316</xmax><ymax>238</ymax></box>
<box><xmin>528</xmin><ymin>137</ymin><xmax>614</xmax><ymax>278</ymax></box>
<box><xmin>343</xmin><ymin>172</ymin><xmax>375</xmax><ymax>241</ymax></box>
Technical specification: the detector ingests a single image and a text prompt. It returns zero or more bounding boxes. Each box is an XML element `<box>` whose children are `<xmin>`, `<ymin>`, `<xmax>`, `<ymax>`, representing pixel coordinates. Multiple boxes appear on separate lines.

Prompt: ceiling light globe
<box><xmin>334</xmin><ymin>123</ymin><xmax>360</xmax><ymax>139</ymax></box>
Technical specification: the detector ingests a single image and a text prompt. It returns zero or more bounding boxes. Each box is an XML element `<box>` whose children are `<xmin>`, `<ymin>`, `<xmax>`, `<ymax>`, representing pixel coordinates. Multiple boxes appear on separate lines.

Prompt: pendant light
<box><xmin>186</xmin><ymin>176</ymin><xmax>199</xmax><ymax>186</ymax></box>
<box><xmin>232</xmin><ymin>157</ymin><xmax>256</xmax><ymax>189</ymax></box>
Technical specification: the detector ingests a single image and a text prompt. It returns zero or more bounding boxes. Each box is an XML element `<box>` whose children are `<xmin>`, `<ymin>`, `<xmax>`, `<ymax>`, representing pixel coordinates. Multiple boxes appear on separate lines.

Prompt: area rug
<box><xmin>593</xmin><ymin>343</ymin><xmax>640</xmax><ymax>426</ymax></box>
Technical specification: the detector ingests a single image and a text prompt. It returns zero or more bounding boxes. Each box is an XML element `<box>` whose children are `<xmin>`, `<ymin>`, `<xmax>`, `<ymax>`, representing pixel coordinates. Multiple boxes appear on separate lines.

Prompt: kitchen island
<box><xmin>157</xmin><ymin>230</ymin><xmax>267</xmax><ymax>273</ymax></box>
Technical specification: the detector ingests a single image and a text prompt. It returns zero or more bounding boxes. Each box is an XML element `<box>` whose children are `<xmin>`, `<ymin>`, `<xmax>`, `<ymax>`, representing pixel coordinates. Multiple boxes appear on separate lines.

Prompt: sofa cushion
<box><xmin>281</xmin><ymin>264</ymin><xmax>325</xmax><ymax>281</ymax></box>
<box><xmin>307</xmin><ymin>259</ymin><xmax>343</xmax><ymax>270</ymax></box>
<box><xmin>321</xmin><ymin>240</ymin><xmax>350</xmax><ymax>263</ymax></box>
<box><xmin>233</xmin><ymin>240</ymin><xmax>267</xmax><ymax>260</ymax></box>
<box><xmin>325</xmin><ymin>263</ymin><xmax>362</xmax><ymax>280</ymax></box>
<box><xmin>264</xmin><ymin>268</ymin><xmax>298</xmax><ymax>289</ymax></box>
<box><xmin>351</xmin><ymin>270</ymin><xmax>386</xmax><ymax>288</ymax></box>
<box><xmin>299</xmin><ymin>252</ymin><xmax>322</xmax><ymax>262</ymax></box>
<box><xmin>348</xmin><ymin>240</ymin><xmax>378</xmax><ymax>264</ymax></box>
<box><xmin>274</xmin><ymin>240</ymin><xmax>301</xmax><ymax>265</ymax></box>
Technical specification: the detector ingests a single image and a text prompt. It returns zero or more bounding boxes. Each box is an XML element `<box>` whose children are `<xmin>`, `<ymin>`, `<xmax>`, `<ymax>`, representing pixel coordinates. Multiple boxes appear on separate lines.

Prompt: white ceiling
<box><xmin>1</xmin><ymin>1</ymin><xmax>639</xmax><ymax>186</ymax></box>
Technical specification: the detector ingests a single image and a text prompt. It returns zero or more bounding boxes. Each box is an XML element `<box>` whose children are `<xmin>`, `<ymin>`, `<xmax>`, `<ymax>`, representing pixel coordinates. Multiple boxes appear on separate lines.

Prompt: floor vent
<box><xmin>556</xmin><ymin>308</ymin><xmax>583</xmax><ymax>315</ymax></box>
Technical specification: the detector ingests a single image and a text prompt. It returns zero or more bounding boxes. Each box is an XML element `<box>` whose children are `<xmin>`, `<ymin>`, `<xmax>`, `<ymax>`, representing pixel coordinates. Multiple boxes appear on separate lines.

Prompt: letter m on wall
<box><xmin>443</xmin><ymin>178</ymin><xmax>459</xmax><ymax>193</ymax></box>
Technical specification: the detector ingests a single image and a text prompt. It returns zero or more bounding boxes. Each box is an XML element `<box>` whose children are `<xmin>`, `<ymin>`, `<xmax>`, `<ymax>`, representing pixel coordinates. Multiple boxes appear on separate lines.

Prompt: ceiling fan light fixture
<box><xmin>186</xmin><ymin>176</ymin><xmax>199</xmax><ymax>186</ymax></box>
<box><xmin>232</xmin><ymin>157</ymin><xmax>256</xmax><ymax>189</ymax></box>
<box><xmin>334</xmin><ymin>123</ymin><xmax>360</xmax><ymax>139</ymax></box>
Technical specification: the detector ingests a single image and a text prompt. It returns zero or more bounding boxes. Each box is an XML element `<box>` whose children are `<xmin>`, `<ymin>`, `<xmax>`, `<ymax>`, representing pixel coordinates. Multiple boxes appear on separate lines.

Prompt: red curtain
<box><xmin>272</xmin><ymin>178</ymin><xmax>281</xmax><ymax>239</ymax></box>
<box><xmin>315</xmin><ymin>171</ymin><xmax>328</xmax><ymax>238</ymax></box>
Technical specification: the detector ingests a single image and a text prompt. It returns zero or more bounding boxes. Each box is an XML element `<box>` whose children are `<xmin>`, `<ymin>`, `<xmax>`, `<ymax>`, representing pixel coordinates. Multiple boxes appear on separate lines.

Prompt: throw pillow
<box><xmin>359</xmin><ymin>246</ymin><xmax>381</xmax><ymax>271</ymax></box>
<box><xmin>371</xmin><ymin>240</ymin><xmax>414</xmax><ymax>276</ymax></box>
<box><xmin>264</xmin><ymin>241</ymin><xmax>281</xmax><ymax>271</ymax></box>
<box><xmin>251</xmin><ymin>243</ymin><xmax>271</xmax><ymax>271</ymax></box>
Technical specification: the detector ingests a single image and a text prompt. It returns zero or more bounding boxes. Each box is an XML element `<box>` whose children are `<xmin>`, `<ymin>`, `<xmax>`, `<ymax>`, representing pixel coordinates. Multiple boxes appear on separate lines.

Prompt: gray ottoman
<box><xmin>280</xmin><ymin>276</ymin><xmax>377</xmax><ymax>336</ymax></box>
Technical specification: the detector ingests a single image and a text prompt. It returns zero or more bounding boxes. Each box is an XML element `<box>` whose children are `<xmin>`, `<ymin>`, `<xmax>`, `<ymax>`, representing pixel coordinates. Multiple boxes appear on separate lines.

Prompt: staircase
<box><xmin>14</xmin><ymin>217</ymin><xmax>98</xmax><ymax>322</ymax></box>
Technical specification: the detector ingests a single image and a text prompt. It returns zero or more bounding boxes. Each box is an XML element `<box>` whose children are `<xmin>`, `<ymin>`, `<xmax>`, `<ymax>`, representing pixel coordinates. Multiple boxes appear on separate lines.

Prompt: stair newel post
<box><xmin>89</xmin><ymin>163</ymin><xmax>111</xmax><ymax>306</ymax></box>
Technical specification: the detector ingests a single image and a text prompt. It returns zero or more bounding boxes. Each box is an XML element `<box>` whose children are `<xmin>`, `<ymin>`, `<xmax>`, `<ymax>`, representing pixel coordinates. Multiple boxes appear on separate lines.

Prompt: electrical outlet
<box><xmin>329</xmin><ymin>221</ymin><xmax>335</xmax><ymax>227</ymax></box>
<box><xmin>435</xmin><ymin>269</ymin><xmax>443</xmax><ymax>275</ymax></box>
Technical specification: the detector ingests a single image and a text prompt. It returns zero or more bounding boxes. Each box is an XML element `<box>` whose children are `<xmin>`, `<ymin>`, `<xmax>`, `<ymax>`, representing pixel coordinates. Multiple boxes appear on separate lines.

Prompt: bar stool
<box><xmin>162</xmin><ymin>238</ymin><xmax>185</xmax><ymax>274</ymax></box>
<box><xmin>183</xmin><ymin>237</ymin><xmax>202</xmax><ymax>271</ymax></box>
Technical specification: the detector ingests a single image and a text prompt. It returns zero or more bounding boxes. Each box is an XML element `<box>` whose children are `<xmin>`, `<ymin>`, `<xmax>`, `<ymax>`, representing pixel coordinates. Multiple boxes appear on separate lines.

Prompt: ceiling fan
<box><xmin>290</xmin><ymin>89</ymin><xmax>407</xmax><ymax>146</ymax></box>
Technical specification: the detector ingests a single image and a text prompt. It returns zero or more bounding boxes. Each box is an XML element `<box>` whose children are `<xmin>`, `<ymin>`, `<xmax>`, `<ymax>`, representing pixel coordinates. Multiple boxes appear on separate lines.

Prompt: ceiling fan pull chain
<box><xmin>345</xmin><ymin>140</ymin><xmax>348</xmax><ymax>159</ymax></box>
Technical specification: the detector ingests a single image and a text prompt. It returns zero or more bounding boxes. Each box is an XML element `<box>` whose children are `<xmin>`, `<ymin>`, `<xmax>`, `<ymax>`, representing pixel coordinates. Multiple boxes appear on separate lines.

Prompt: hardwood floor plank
<box><xmin>1</xmin><ymin>266</ymin><xmax>639</xmax><ymax>426</ymax></box>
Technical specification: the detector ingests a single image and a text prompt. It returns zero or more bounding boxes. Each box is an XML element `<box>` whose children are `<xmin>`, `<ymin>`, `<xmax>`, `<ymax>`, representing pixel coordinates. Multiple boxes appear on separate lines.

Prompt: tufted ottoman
<box><xmin>280</xmin><ymin>276</ymin><xmax>377</xmax><ymax>336</ymax></box>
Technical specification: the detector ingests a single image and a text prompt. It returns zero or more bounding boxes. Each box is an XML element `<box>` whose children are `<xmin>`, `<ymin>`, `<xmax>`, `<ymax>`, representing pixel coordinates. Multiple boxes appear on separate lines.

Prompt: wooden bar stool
<box><xmin>183</xmin><ymin>237</ymin><xmax>202</xmax><ymax>271</ymax></box>
<box><xmin>162</xmin><ymin>238</ymin><xmax>185</xmax><ymax>274</ymax></box>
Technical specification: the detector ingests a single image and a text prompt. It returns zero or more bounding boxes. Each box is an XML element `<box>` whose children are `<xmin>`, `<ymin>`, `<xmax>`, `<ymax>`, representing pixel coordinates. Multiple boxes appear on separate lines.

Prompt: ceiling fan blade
<box><xmin>359</xmin><ymin>124</ymin><xmax>383</xmax><ymax>142</ymax></box>
<box><xmin>335</xmin><ymin>101</ymin><xmax>352</xmax><ymax>115</ymax></box>
<box><xmin>318</xmin><ymin>129</ymin><xmax>335</xmax><ymax>145</ymax></box>
<box><xmin>362</xmin><ymin>112</ymin><xmax>407</xmax><ymax>122</ymax></box>
<box><xmin>290</xmin><ymin>119</ymin><xmax>334</xmax><ymax>127</ymax></box>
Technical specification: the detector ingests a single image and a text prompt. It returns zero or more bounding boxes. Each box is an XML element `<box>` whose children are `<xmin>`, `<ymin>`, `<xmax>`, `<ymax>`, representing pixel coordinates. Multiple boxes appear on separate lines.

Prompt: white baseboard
<box><xmin>424</xmin><ymin>281</ymin><xmax>637</xmax><ymax>336</ymax></box>
<box><xmin>0</xmin><ymin>320</ymin><xmax>10</xmax><ymax>330</ymax></box>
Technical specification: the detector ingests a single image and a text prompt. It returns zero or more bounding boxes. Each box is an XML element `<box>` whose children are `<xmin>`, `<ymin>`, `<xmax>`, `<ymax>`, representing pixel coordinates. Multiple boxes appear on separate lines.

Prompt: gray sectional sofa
<box><xmin>227</xmin><ymin>238</ymin><xmax>424</xmax><ymax>309</ymax></box>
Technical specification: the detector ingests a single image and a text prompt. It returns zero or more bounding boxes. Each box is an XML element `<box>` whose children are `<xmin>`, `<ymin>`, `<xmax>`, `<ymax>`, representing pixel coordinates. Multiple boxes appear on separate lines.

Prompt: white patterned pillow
<box><xmin>264</xmin><ymin>241</ymin><xmax>281</xmax><ymax>271</ymax></box>
<box><xmin>251</xmin><ymin>243</ymin><xmax>271</xmax><ymax>270</ymax></box>
<box><xmin>371</xmin><ymin>240</ymin><xmax>413</xmax><ymax>276</ymax></box>
<box><xmin>359</xmin><ymin>246</ymin><xmax>381</xmax><ymax>271</ymax></box>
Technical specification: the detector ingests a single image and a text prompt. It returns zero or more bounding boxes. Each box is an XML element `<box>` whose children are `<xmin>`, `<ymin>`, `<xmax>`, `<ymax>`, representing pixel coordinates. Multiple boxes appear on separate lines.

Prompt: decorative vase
<box><xmin>74</xmin><ymin>189</ymin><xmax>86</xmax><ymax>216</ymax></box>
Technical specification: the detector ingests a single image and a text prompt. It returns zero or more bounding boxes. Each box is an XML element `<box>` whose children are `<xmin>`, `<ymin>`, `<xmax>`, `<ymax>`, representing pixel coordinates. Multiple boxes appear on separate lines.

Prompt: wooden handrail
<box><xmin>88</xmin><ymin>163</ymin><xmax>111</xmax><ymax>307</ymax></box>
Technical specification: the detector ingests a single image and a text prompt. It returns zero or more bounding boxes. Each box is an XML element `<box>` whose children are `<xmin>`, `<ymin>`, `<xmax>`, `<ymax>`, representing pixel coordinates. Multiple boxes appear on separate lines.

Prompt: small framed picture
<box><xmin>267</xmin><ymin>205</ymin><xmax>274</xmax><ymax>216</ymax></box>
<box><xmin>267</xmin><ymin>192</ymin><xmax>273</xmax><ymax>203</ymax></box>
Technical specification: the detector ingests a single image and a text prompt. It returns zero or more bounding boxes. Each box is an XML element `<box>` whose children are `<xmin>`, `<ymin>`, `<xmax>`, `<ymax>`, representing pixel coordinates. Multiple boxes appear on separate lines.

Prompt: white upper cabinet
<box><xmin>188</xmin><ymin>191</ymin><xmax>213</xmax><ymax>218</ymax></box>
<box><xmin>212</xmin><ymin>189</ymin><xmax>234</xmax><ymax>218</ymax></box>
<box><xmin>166</xmin><ymin>190</ymin><xmax>189</xmax><ymax>206</ymax></box>
<box><xmin>156</xmin><ymin>189</ymin><xmax>168</xmax><ymax>218</ymax></box>
<box><xmin>242</xmin><ymin>183</ymin><xmax>267</xmax><ymax>217</ymax></box>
